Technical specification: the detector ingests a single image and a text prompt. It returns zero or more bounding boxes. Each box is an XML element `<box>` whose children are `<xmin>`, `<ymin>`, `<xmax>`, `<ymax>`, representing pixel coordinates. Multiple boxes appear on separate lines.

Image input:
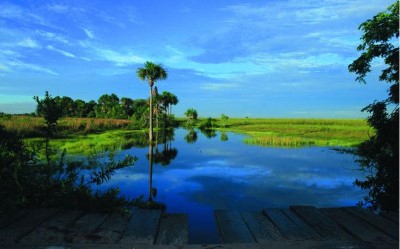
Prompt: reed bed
<box><xmin>0</xmin><ymin>116</ymin><xmax>133</xmax><ymax>137</ymax></box>
<box><xmin>219</xmin><ymin>118</ymin><xmax>373</xmax><ymax>147</ymax></box>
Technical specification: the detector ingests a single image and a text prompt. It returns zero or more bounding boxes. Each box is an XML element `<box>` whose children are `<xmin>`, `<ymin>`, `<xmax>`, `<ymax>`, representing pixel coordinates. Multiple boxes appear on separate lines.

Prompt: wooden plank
<box><xmin>322</xmin><ymin>208</ymin><xmax>394</xmax><ymax>242</ymax></box>
<box><xmin>85</xmin><ymin>213</ymin><xmax>131</xmax><ymax>243</ymax></box>
<box><xmin>155</xmin><ymin>213</ymin><xmax>188</xmax><ymax>245</ymax></box>
<box><xmin>0</xmin><ymin>209</ymin><xmax>29</xmax><ymax>229</ymax></box>
<box><xmin>290</xmin><ymin>206</ymin><xmax>352</xmax><ymax>240</ymax></box>
<box><xmin>214</xmin><ymin>209</ymin><xmax>255</xmax><ymax>243</ymax></box>
<box><xmin>344</xmin><ymin>207</ymin><xmax>399</xmax><ymax>240</ymax></box>
<box><xmin>281</xmin><ymin>208</ymin><xmax>320</xmax><ymax>239</ymax></box>
<box><xmin>241</xmin><ymin>211</ymin><xmax>284</xmax><ymax>242</ymax></box>
<box><xmin>120</xmin><ymin>208</ymin><xmax>161</xmax><ymax>244</ymax></box>
<box><xmin>0</xmin><ymin>208</ymin><xmax>59</xmax><ymax>243</ymax></box>
<box><xmin>19</xmin><ymin>209</ymin><xmax>83</xmax><ymax>244</ymax></box>
<box><xmin>263</xmin><ymin>208</ymin><xmax>311</xmax><ymax>240</ymax></box>
<box><xmin>380</xmin><ymin>211</ymin><xmax>399</xmax><ymax>224</ymax></box>
<box><xmin>63</xmin><ymin>212</ymin><xmax>109</xmax><ymax>243</ymax></box>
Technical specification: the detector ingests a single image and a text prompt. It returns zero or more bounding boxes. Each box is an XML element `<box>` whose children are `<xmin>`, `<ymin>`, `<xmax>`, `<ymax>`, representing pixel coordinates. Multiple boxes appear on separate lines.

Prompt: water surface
<box><xmin>99</xmin><ymin>128</ymin><xmax>366</xmax><ymax>243</ymax></box>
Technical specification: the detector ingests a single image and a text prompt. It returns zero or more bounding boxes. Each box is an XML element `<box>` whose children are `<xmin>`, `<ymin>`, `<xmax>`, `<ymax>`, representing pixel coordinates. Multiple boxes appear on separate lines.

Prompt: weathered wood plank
<box><xmin>19</xmin><ymin>209</ymin><xmax>84</xmax><ymax>244</ymax></box>
<box><xmin>344</xmin><ymin>207</ymin><xmax>399</xmax><ymax>240</ymax></box>
<box><xmin>0</xmin><ymin>209</ymin><xmax>29</xmax><ymax>229</ymax></box>
<box><xmin>281</xmin><ymin>208</ymin><xmax>320</xmax><ymax>239</ymax></box>
<box><xmin>380</xmin><ymin>211</ymin><xmax>399</xmax><ymax>224</ymax></box>
<box><xmin>119</xmin><ymin>208</ymin><xmax>161</xmax><ymax>244</ymax></box>
<box><xmin>322</xmin><ymin>208</ymin><xmax>394</xmax><ymax>242</ymax></box>
<box><xmin>155</xmin><ymin>213</ymin><xmax>188</xmax><ymax>245</ymax></box>
<box><xmin>290</xmin><ymin>206</ymin><xmax>352</xmax><ymax>240</ymax></box>
<box><xmin>214</xmin><ymin>209</ymin><xmax>255</xmax><ymax>243</ymax></box>
<box><xmin>64</xmin><ymin>212</ymin><xmax>109</xmax><ymax>243</ymax></box>
<box><xmin>0</xmin><ymin>208</ymin><xmax>59</xmax><ymax>244</ymax></box>
<box><xmin>263</xmin><ymin>208</ymin><xmax>311</xmax><ymax>240</ymax></box>
<box><xmin>85</xmin><ymin>213</ymin><xmax>131</xmax><ymax>243</ymax></box>
<box><xmin>241</xmin><ymin>211</ymin><xmax>284</xmax><ymax>242</ymax></box>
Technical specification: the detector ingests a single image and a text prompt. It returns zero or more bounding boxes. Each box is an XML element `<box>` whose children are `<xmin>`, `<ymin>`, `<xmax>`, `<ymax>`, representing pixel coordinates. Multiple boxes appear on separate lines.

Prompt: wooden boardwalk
<box><xmin>0</xmin><ymin>206</ymin><xmax>398</xmax><ymax>249</ymax></box>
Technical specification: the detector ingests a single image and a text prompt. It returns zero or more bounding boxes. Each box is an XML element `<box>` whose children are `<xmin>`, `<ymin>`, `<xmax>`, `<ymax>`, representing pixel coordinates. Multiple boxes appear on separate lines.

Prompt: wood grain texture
<box><xmin>214</xmin><ymin>209</ymin><xmax>255</xmax><ymax>243</ymax></box>
<box><xmin>155</xmin><ymin>213</ymin><xmax>188</xmax><ymax>245</ymax></box>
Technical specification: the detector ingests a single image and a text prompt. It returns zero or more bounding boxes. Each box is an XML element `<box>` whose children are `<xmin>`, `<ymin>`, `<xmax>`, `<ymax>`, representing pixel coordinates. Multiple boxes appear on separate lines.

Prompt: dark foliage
<box><xmin>0</xmin><ymin>124</ymin><xmax>136</xmax><ymax>213</ymax></box>
<box><xmin>34</xmin><ymin>91</ymin><xmax>62</xmax><ymax>132</ymax></box>
<box><xmin>349</xmin><ymin>2</ymin><xmax>399</xmax><ymax>211</ymax></box>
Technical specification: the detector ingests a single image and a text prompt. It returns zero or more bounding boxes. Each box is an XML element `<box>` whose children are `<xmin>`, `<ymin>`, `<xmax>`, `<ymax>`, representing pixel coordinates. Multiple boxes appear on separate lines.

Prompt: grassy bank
<box><xmin>2</xmin><ymin>116</ymin><xmax>373</xmax><ymax>151</ymax></box>
<box><xmin>216</xmin><ymin>118</ymin><xmax>373</xmax><ymax>147</ymax></box>
<box><xmin>0</xmin><ymin>115</ymin><xmax>133</xmax><ymax>137</ymax></box>
<box><xmin>26</xmin><ymin>130</ymin><xmax>149</xmax><ymax>156</ymax></box>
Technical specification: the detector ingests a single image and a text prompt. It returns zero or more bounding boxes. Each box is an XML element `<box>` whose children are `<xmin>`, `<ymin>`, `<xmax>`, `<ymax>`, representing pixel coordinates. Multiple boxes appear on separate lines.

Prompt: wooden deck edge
<box><xmin>2</xmin><ymin>240</ymin><xmax>398</xmax><ymax>249</ymax></box>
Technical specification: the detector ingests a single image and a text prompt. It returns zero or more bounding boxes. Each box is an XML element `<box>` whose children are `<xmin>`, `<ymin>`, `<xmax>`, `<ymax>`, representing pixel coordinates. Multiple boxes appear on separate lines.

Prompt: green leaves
<box><xmin>136</xmin><ymin>61</ymin><xmax>168</xmax><ymax>86</ymax></box>
<box><xmin>33</xmin><ymin>91</ymin><xmax>62</xmax><ymax>131</ymax></box>
<box><xmin>349</xmin><ymin>2</ymin><xmax>399</xmax><ymax>87</ymax></box>
<box><xmin>0</xmin><ymin>126</ymin><xmax>137</xmax><ymax>213</ymax></box>
<box><xmin>89</xmin><ymin>154</ymin><xmax>136</xmax><ymax>185</ymax></box>
<box><xmin>349</xmin><ymin>1</ymin><xmax>399</xmax><ymax>211</ymax></box>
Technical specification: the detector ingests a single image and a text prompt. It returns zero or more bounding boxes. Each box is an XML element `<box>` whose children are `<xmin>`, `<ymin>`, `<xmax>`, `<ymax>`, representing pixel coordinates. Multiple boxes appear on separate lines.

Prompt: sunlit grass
<box><xmin>2</xmin><ymin>116</ymin><xmax>374</xmax><ymax>150</ymax></box>
<box><xmin>0</xmin><ymin>116</ymin><xmax>133</xmax><ymax>137</ymax></box>
<box><xmin>26</xmin><ymin>130</ymin><xmax>149</xmax><ymax>156</ymax></box>
<box><xmin>217</xmin><ymin>118</ymin><xmax>373</xmax><ymax>147</ymax></box>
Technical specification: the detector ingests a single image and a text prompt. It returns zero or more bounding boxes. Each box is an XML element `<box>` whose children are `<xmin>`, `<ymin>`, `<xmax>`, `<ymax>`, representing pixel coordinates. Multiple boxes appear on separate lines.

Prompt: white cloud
<box><xmin>200</xmin><ymin>82</ymin><xmax>239</xmax><ymax>91</ymax></box>
<box><xmin>36</xmin><ymin>31</ymin><xmax>70</xmax><ymax>44</ymax></box>
<box><xmin>46</xmin><ymin>4</ymin><xmax>69</xmax><ymax>13</ymax></box>
<box><xmin>7</xmin><ymin>60</ymin><xmax>58</xmax><ymax>75</ymax></box>
<box><xmin>17</xmin><ymin>38</ymin><xmax>40</xmax><ymax>48</ymax></box>
<box><xmin>46</xmin><ymin>4</ymin><xmax>85</xmax><ymax>14</ymax></box>
<box><xmin>0</xmin><ymin>3</ymin><xmax>23</xmax><ymax>18</ymax></box>
<box><xmin>83</xmin><ymin>28</ymin><xmax>95</xmax><ymax>39</ymax></box>
<box><xmin>0</xmin><ymin>2</ymin><xmax>47</xmax><ymax>26</ymax></box>
<box><xmin>0</xmin><ymin>63</ymin><xmax>11</xmax><ymax>72</ymax></box>
<box><xmin>46</xmin><ymin>45</ymin><xmax>76</xmax><ymax>58</ymax></box>
<box><xmin>95</xmin><ymin>48</ymin><xmax>145</xmax><ymax>66</ymax></box>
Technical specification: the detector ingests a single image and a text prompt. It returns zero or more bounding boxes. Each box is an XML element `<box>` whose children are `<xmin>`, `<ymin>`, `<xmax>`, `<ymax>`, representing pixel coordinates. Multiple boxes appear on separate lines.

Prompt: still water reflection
<box><xmin>99</xmin><ymin>128</ymin><xmax>366</xmax><ymax>244</ymax></box>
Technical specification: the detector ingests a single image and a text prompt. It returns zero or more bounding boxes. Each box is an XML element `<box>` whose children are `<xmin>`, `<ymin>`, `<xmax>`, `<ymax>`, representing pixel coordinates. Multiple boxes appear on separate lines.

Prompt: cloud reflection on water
<box><xmin>103</xmin><ymin>128</ymin><xmax>365</xmax><ymax>211</ymax></box>
<box><xmin>99</xmin><ymin>128</ymin><xmax>366</xmax><ymax>244</ymax></box>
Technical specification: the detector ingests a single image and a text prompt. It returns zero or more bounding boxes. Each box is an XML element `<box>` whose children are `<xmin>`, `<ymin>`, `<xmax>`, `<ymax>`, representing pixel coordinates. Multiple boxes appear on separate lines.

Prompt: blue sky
<box><xmin>0</xmin><ymin>0</ymin><xmax>394</xmax><ymax>117</ymax></box>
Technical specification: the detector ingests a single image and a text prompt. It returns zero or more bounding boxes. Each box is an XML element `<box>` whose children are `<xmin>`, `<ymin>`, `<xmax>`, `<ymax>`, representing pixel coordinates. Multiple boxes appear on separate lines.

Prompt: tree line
<box><xmin>34</xmin><ymin>91</ymin><xmax>178</xmax><ymax>122</ymax></box>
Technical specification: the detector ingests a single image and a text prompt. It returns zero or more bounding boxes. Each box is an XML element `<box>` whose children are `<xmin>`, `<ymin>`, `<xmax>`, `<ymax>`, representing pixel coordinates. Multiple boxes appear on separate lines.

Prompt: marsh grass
<box><xmin>0</xmin><ymin>116</ymin><xmax>133</xmax><ymax>137</ymax></box>
<box><xmin>26</xmin><ymin>130</ymin><xmax>149</xmax><ymax>156</ymax></box>
<box><xmin>217</xmin><ymin>118</ymin><xmax>373</xmax><ymax>147</ymax></box>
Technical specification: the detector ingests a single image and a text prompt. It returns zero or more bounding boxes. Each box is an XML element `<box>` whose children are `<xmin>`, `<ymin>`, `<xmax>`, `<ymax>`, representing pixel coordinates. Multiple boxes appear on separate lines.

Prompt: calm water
<box><xmin>98</xmin><ymin>128</ymin><xmax>366</xmax><ymax>244</ymax></box>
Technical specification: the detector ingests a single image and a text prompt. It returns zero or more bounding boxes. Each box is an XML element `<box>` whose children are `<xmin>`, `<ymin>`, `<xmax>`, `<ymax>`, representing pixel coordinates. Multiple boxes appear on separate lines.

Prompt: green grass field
<box><xmin>1</xmin><ymin>116</ymin><xmax>373</xmax><ymax>152</ymax></box>
<box><xmin>216</xmin><ymin>118</ymin><xmax>373</xmax><ymax>147</ymax></box>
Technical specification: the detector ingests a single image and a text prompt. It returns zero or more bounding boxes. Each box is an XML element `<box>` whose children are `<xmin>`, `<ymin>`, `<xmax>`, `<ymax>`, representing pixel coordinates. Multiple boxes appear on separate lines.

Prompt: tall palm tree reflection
<box><xmin>143</xmin><ymin>129</ymin><xmax>177</xmax><ymax>210</ymax></box>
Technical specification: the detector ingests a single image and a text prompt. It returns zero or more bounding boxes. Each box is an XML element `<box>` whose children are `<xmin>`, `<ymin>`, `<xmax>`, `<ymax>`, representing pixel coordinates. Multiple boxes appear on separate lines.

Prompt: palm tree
<box><xmin>137</xmin><ymin>61</ymin><xmax>167</xmax><ymax>142</ymax></box>
<box><xmin>169</xmin><ymin>93</ymin><xmax>178</xmax><ymax>115</ymax></box>
<box><xmin>159</xmin><ymin>91</ymin><xmax>179</xmax><ymax>115</ymax></box>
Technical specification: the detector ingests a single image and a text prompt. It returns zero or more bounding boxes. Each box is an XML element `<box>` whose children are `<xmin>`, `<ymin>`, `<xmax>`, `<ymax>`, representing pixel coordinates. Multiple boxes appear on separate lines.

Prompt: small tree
<box><xmin>220</xmin><ymin>114</ymin><xmax>229</xmax><ymax>127</ymax></box>
<box><xmin>33</xmin><ymin>91</ymin><xmax>61</xmax><ymax>133</ymax></box>
<box><xmin>185</xmin><ymin>108</ymin><xmax>198</xmax><ymax>120</ymax></box>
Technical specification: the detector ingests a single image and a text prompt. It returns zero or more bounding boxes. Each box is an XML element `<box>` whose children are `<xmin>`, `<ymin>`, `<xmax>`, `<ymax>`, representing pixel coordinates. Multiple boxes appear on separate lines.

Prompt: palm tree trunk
<box><xmin>148</xmin><ymin>143</ymin><xmax>153</xmax><ymax>201</ymax></box>
<box><xmin>149</xmin><ymin>85</ymin><xmax>153</xmax><ymax>142</ymax></box>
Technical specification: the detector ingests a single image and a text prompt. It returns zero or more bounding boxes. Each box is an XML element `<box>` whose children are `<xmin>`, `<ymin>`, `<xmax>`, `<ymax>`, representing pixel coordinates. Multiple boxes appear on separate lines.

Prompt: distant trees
<box><xmin>158</xmin><ymin>91</ymin><xmax>178</xmax><ymax>116</ymax></box>
<box><xmin>185</xmin><ymin>108</ymin><xmax>198</xmax><ymax>120</ymax></box>
<box><xmin>137</xmin><ymin>61</ymin><xmax>168</xmax><ymax>142</ymax></box>
<box><xmin>95</xmin><ymin>93</ymin><xmax>125</xmax><ymax>119</ymax></box>
<box><xmin>33</xmin><ymin>92</ymin><xmax>179</xmax><ymax>128</ymax></box>
<box><xmin>348</xmin><ymin>2</ymin><xmax>399</xmax><ymax>211</ymax></box>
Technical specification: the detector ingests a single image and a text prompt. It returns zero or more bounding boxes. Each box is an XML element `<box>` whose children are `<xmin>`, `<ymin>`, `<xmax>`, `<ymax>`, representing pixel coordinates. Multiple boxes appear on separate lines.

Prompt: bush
<box><xmin>0</xmin><ymin>125</ymin><xmax>136</xmax><ymax>213</ymax></box>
